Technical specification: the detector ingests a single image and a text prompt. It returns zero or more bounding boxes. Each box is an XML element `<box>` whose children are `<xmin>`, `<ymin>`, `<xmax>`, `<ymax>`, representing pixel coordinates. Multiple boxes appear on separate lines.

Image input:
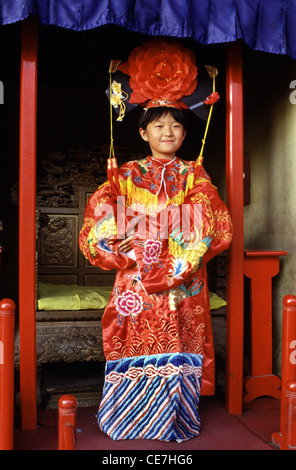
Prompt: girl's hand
<box><xmin>118</xmin><ymin>235</ymin><xmax>134</xmax><ymax>253</ymax></box>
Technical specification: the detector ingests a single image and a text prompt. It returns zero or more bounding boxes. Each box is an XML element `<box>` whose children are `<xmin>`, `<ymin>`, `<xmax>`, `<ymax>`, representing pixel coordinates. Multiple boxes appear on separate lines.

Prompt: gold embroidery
<box><xmin>168</xmin><ymin>233</ymin><xmax>209</xmax><ymax>272</ymax></box>
<box><xmin>97</xmin><ymin>214</ymin><xmax>117</xmax><ymax>238</ymax></box>
<box><xmin>107</xmin><ymin>303</ymin><xmax>206</xmax><ymax>361</ymax></box>
<box><xmin>168</xmin><ymin>287</ymin><xmax>187</xmax><ymax>310</ymax></box>
<box><xmin>87</xmin><ymin>225</ymin><xmax>99</xmax><ymax>257</ymax></box>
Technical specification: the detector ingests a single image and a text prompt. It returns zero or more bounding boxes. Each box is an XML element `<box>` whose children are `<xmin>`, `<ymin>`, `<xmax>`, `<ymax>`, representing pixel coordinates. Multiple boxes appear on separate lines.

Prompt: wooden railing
<box><xmin>272</xmin><ymin>295</ymin><xmax>296</xmax><ymax>450</ymax></box>
<box><xmin>0</xmin><ymin>298</ymin><xmax>16</xmax><ymax>450</ymax></box>
<box><xmin>58</xmin><ymin>395</ymin><xmax>77</xmax><ymax>450</ymax></box>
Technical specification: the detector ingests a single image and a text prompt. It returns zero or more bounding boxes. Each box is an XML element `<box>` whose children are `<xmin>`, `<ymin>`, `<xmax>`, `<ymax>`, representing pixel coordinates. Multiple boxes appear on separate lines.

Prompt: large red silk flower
<box><xmin>118</xmin><ymin>39</ymin><xmax>198</xmax><ymax>104</ymax></box>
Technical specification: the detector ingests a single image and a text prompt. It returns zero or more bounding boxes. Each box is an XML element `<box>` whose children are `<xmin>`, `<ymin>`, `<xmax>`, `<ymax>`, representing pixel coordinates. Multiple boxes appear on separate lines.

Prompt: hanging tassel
<box><xmin>195</xmin><ymin>66</ymin><xmax>219</xmax><ymax>179</ymax></box>
<box><xmin>107</xmin><ymin>63</ymin><xmax>122</xmax><ymax>196</ymax></box>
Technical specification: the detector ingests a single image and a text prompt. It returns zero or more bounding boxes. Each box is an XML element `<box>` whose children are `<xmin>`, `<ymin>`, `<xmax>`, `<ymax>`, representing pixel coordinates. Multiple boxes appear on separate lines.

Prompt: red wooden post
<box><xmin>58</xmin><ymin>395</ymin><xmax>77</xmax><ymax>450</ymax></box>
<box><xmin>225</xmin><ymin>41</ymin><xmax>244</xmax><ymax>415</ymax></box>
<box><xmin>284</xmin><ymin>381</ymin><xmax>296</xmax><ymax>449</ymax></box>
<box><xmin>0</xmin><ymin>298</ymin><xmax>16</xmax><ymax>450</ymax></box>
<box><xmin>243</xmin><ymin>250</ymin><xmax>287</xmax><ymax>403</ymax></box>
<box><xmin>272</xmin><ymin>295</ymin><xmax>296</xmax><ymax>450</ymax></box>
<box><xmin>19</xmin><ymin>16</ymin><xmax>38</xmax><ymax>430</ymax></box>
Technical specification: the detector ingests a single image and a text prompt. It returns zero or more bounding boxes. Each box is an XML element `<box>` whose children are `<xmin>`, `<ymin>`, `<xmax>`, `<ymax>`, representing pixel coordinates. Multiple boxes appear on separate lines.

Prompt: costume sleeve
<box><xmin>131</xmin><ymin>171</ymin><xmax>233</xmax><ymax>295</ymax></box>
<box><xmin>79</xmin><ymin>181</ymin><xmax>135</xmax><ymax>271</ymax></box>
<box><xmin>185</xmin><ymin>177</ymin><xmax>233</xmax><ymax>265</ymax></box>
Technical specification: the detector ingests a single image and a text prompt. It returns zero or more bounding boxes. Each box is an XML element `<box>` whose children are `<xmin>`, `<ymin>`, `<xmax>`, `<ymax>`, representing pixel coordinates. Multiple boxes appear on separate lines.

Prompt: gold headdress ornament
<box><xmin>107</xmin><ymin>39</ymin><xmax>219</xmax><ymax>189</ymax></box>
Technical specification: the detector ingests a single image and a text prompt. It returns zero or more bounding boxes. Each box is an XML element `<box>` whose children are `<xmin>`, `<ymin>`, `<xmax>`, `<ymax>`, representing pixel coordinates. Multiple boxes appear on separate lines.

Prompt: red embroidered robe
<box><xmin>79</xmin><ymin>156</ymin><xmax>232</xmax><ymax>396</ymax></box>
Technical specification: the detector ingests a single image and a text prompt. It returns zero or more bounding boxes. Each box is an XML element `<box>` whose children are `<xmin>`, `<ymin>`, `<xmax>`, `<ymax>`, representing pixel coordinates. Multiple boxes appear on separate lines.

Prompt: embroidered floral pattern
<box><xmin>115</xmin><ymin>290</ymin><xmax>143</xmax><ymax>325</ymax></box>
<box><xmin>143</xmin><ymin>239</ymin><xmax>162</xmax><ymax>264</ymax></box>
<box><xmin>132</xmin><ymin>238</ymin><xmax>165</xmax><ymax>273</ymax></box>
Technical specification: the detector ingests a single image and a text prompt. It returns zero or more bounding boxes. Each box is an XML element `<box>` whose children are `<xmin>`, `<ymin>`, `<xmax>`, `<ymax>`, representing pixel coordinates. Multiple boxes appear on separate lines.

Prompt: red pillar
<box><xmin>279</xmin><ymin>296</ymin><xmax>296</xmax><ymax>409</ymax></box>
<box><xmin>0</xmin><ymin>299</ymin><xmax>16</xmax><ymax>450</ymax></box>
<box><xmin>225</xmin><ymin>41</ymin><xmax>244</xmax><ymax>415</ymax></box>
<box><xmin>19</xmin><ymin>16</ymin><xmax>38</xmax><ymax>430</ymax></box>
<box><xmin>272</xmin><ymin>295</ymin><xmax>296</xmax><ymax>450</ymax></box>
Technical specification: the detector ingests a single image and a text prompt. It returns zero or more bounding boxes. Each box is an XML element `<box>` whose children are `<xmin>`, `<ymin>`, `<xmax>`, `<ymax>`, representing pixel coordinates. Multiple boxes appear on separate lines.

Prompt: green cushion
<box><xmin>38</xmin><ymin>282</ymin><xmax>113</xmax><ymax>311</ymax></box>
<box><xmin>38</xmin><ymin>282</ymin><xmax>226</xmax><ymax>311</ymax></box>
<box><xmin>209</xmin><ymin>292</ymin><xmax>227</xmax><ymax>310</ymax></box>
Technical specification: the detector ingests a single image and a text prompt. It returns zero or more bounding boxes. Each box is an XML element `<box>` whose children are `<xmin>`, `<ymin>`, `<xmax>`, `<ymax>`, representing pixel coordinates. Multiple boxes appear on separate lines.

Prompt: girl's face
<box><xmin>139</xmin><ymin>112</ymin><xmax>187</xmax><ymax>160</ymax></box>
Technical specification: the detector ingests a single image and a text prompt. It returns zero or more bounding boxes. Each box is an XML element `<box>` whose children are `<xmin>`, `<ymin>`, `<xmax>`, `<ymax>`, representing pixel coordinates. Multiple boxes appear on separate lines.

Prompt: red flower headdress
<box><xmin>118</xmin><ymin>39</ymin><xmax>198</xmax><ymax>110</ymax></box>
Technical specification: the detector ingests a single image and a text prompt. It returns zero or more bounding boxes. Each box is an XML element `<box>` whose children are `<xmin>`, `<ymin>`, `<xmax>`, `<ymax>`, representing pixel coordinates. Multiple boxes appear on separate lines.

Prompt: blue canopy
<box><xmin>1</xmin><ymin>0</ymin><xmax>296</xmax><ymax>59</ymax></box>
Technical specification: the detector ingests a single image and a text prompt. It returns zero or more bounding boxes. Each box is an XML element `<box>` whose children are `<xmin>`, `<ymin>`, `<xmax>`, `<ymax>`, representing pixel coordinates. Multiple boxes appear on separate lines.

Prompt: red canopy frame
<box><xmin>225</xmin><ymin>42</ymin><xmax>244</xmax><ymax>414</ymax></box>
<box><xmin>18</xmin><ymin>19</ymin><xmax>244</xmax><ymax>429</ymax></box>
<box><xmin>19</xmin><ymin>16</ymin><xmax>38</xmax><ymax>430</ymax></box>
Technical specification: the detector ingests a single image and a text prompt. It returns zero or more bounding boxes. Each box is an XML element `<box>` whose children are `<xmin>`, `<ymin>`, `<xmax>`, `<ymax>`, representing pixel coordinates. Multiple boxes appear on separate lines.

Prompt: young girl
<box><xmin>79</xmin><ymin>40</ymin><xmax>232</xmax><ymax>442</ymax></box>
<box><xmin>118</xmin><ymin>106</ymin><xmax>187</xmax><ymax>255</ymax></box>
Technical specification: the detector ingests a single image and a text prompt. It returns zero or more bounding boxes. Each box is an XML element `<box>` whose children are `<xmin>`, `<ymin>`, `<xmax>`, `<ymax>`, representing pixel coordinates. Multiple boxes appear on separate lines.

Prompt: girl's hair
<box><xmin>139</xmin><ymin>106</ymin><xmax>188</xmax><ymax>130</ymax></box>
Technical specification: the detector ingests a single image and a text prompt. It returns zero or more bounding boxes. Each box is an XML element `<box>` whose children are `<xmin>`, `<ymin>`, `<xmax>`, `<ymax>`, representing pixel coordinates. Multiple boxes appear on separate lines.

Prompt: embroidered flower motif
<box><xmin>134</xmin><ymin>175</ymin><xmax>142</xmax><ymax>184</ymax></box>
<box><xmin>115</xmin><ymin>290</ymin><xmax>143</xmax><ymax>325</ymax></box>
<box><xmin>143</xmin><ymin>239</ymin><xmax>162</xmax><ymax>265</ymax></box>
<box><xmin>133</xmin><ymin>237</ymin><xmax>164</xmax><ymax>274</ymax></box>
